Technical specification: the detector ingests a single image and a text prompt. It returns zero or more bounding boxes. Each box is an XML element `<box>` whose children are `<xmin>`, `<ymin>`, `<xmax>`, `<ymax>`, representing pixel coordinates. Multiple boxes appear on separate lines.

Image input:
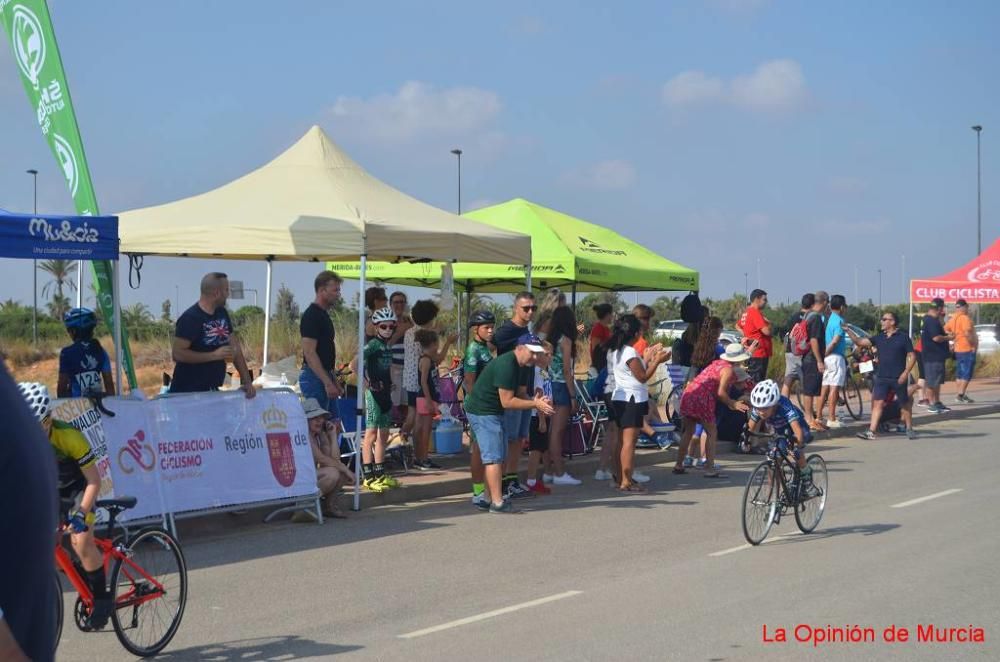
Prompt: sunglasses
<box><xmin>521</xmin><ymin>305</ymin><xmax>537</xmax><ymax>312</ymax></box>
<box><xmin>377</xmin><ymin>323</ymin><xmax>396</xmax><ymax>330</ymax></box>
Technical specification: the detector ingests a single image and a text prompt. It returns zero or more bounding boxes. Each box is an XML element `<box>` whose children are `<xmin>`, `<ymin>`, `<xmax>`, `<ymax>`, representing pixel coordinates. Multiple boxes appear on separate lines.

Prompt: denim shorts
<box><xmin>955</xmin><ymin>352</ymin><xmax>976</xmax><ymax>381</ymax></box>
<box><xmin>551</xmin><ymin>381</ymin><xmax>571</xmax><ymax>407</ymax></box>
<box><xmin>872</xmin><ymin>377</ymin><xmax>910</xmax><ymax>406</ymax></box>
<box><xmin>923</xmin><ymin>361</ymin><xmax>945</xmax><ymax>388</ymax></box>
<box><xmin>467</xmin><ymin>413</ymin><xmax>506</xmax><ymax>464</ymax></box>
<box><xmin>299</xmin><ymin>366</ymin><xmax>335</xmax><ymax>412</ymax></box>
<box><xmin>503</xmin><ymin>408</ymin><xmax>532</xmax><ymax>441</ymax></box>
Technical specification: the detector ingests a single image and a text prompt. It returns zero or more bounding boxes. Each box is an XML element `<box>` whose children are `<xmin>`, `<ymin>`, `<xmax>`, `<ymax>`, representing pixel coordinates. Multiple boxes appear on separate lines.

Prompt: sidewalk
<box><xmin>172</xmin><ymin>378</ymin><xmax>1000</xmax><ymax>541</ymax></box>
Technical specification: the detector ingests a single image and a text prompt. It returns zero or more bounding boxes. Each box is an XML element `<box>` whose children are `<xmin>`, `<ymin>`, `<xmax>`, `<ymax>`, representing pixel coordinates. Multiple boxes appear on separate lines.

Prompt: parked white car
<box><xmin>976</xmin><ymin>324</ymin><xmax>998</xmax><ymax>355</ymax></box>
<box><xmin>652</xmin><ymin>319</ymin><xmax>742</xmax><ymax>346</ymax></box>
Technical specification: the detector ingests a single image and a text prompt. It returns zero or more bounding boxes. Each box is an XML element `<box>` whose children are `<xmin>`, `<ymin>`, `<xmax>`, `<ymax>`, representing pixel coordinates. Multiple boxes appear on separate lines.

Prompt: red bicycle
<box><xmin>54</xmin><ymin>496</ymin><xmax>188</xmax><ymax>657</ymax></box>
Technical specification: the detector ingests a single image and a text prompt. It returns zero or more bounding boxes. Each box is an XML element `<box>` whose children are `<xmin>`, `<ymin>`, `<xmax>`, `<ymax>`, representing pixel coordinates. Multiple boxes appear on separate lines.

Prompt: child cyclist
<box><xmin>362</xmin><ymin>307</ymin><xmax>401</xmax><ymax>492</ymax></box>
<box><xmin>58</xmin><ymin>307</ymin><xmax>115</xmax><ymax>398</ymax></box>
<box><xmin>19</xmin><ymin>382</ymin><xmax>113</xmax><ymax>629</ymax></box>
<box><xmin>746</xmin><ymin>379</ymin><xmax>814</xmax><ymax>491</ymax></box>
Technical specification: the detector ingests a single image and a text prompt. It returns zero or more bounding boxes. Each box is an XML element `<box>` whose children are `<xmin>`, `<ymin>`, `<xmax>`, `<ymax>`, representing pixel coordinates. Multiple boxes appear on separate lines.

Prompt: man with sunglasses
<box><xmin>492</xmin><ymin>292</ymin><xmax>537</xmax><ymax>498</ymax></box>
<box><xmin>844</xmin><ymin>311</ymin><xmax>917</xmax><ymax>440</ymax></box>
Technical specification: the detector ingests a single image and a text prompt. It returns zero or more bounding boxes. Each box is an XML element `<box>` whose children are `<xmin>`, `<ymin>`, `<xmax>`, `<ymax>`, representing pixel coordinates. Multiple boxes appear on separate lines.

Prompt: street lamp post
<box><xmin>973</xmin><ymin>125</ymin><xmax>983</xmax><ymax>323</ymax></box>
<box><xmin>972</xmin><ymin>126</ymin><xmax>983</xmax><ymax>256</ymax></box>
<box><xmin>744</xmin><ymin>272</ymin><xmax>749</xmax><ymax>303</ymax></box>
<box><xmin>450</xmin><ymin>148</ymin><xmax>463</xmax><ymax>215</ymax></box>
<box><xmin>26</xmin><ymin>169</ymin><xmax>38</xmax><ymax>344</ymax></box>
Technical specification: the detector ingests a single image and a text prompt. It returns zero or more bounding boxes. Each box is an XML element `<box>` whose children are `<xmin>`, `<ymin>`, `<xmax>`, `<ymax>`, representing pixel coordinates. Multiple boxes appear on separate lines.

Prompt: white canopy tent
<box><xmin>117</xmin><ymin>125</ymin><xmax>532</xmax><ymax>509</ymax></box>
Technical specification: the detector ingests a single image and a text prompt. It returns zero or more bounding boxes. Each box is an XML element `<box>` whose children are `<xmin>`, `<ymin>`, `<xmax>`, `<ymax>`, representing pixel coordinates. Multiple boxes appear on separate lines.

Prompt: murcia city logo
<box><xmin>52</xmin><ymin>133</ymin><xmax>80</xmax><ymax>196</ymax></box>
<box><xmin>968</xmin><ymin>260</ymin><xmax>1000</xmax><ymax>283</ymax></box>
<box><xmin>28</xmin><ymin>216</ymin><xmax>99</xmax><ymax>243</ymax></box>
<box><xmin>11</xmin><ymin>4</ymin><xmax>46</xmax><ymax>89</ymax></box>
<box><xmin>118</xmin><ymin>429</ymin><xmax>155</xmax><ymax>474</ymax></box>
<box><xmin>262</xmin><ymin>404</ymin><xmax>296</xmax><ymax>487</ymax></box>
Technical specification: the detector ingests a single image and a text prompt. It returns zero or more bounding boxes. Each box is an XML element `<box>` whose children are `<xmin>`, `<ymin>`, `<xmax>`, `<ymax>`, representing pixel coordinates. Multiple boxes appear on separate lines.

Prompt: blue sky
<box><xmin>1</xmin><ymin>0</ymin><xmax>997</xmax><ymax>316</ymax></box>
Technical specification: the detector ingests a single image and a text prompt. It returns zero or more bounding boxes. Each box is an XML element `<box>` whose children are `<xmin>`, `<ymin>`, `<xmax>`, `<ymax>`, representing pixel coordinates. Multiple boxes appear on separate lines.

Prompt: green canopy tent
<box><xmin>329</xmin><ymin>198</ymin><xmax>699</xmax><ymax>294</ymax></box>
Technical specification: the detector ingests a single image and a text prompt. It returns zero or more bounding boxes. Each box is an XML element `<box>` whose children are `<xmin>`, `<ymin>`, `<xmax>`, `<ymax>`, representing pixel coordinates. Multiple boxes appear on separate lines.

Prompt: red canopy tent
<box><xmin>910</xmin><ymin>238</ymin><xmax>1000</xmax><ymax>304</ymax></box>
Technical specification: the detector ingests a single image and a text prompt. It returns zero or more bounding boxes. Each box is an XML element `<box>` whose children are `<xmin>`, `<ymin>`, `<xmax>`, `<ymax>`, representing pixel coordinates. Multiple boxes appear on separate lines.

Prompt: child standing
<box><xmin>58</xmin><ymin>308</ymin><xmax>115</xmax><ymax>398</ymax></box>
<box><xmin>363</xmin><ymin>307</ymin><xmax>400</xmax><ymax>492</ymax></box>
<box><xmin>525</xmin><ymin>343</ymin><xmax>554</xmax><ymax>493</ymax></box>
<box><xmin>415</xmin><ymin>329</ymin><xmax>443</xmax><ymax>470</ymax></box>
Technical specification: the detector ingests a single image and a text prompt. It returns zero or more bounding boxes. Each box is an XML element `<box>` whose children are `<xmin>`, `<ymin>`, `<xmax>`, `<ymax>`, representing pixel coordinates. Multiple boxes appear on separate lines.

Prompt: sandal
<box><xmin>616</xmin><ymin>482</ymin><xmax>646</xmax><ymax>493</ymax></box>
<box><xmin>808</xmin><ymin>421</ymin><xmax>827</xmax><ymax>432</ymax></box>
<box><xmin>672</xmin><ymin>466</ymin><xmax>687</xmax><ymax>475</ymax></box>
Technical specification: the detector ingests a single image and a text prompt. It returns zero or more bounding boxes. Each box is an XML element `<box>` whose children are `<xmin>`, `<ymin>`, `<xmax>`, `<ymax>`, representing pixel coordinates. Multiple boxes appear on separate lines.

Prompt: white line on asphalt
<box><xmin>398</xmin><ymin>591</ymin><xmax>584</xmax><ymax>639</ymax></box>
<box><xmin>890</xmin><ymin>488</ymin><xmax>963</xmax><ymax>509</ymax></box>
<box><xmin>709</xmin><ymin>533</ymin><xmax>800</xmax><ymax>557</ymax></box>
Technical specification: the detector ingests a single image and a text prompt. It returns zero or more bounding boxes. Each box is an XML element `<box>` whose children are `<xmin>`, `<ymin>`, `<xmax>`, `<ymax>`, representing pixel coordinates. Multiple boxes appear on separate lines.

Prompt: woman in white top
<box><xmin>608</xmin><ymin>314</ymin><xmax>670</xmax><ymax>492</ymax></box>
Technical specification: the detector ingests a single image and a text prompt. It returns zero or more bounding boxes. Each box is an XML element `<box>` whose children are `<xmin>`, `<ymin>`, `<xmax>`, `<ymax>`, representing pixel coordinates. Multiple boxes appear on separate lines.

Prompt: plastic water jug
<box><xmin>434</xmin><ymin>420</ymin><xmax>464</xmax><ymax>455</ymax></box>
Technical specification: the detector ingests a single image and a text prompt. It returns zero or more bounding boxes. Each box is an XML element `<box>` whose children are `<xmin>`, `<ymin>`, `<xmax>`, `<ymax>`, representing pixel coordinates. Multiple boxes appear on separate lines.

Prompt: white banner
<box><xmin>60</xmin><ymin>391</ymin><xmax>317</xmax><ymax>521</ymax></box>
<box><xmin>51</xmin><ymin>398</ymin><xmax>116</xmax><ymax>521</ymax></box>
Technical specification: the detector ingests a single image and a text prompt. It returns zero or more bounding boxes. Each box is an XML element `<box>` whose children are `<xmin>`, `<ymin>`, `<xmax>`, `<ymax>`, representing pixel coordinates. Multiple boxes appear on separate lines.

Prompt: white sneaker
<box><xmin>542</xmin><ymin>473</ymin><xmax>554</xmax><ymax>484</ymax></box>
<box><xmin>825</xmin><ymin>420</ymin><xmax>845</xmax><ymax>429</ymax></box>
<box><xmin>631</xmin><ymin>470</ymin><xmax>651</xmax><ymax>483</ymax></box>
<box><xmin>594</xmin><ymin>469</ymin><xmax>613</xmax><ymax>481</ymax></box>
<box><xmin>552</xmin><ymin>473</ymin><xmax>582</xmax><ymax>486</ymax></box>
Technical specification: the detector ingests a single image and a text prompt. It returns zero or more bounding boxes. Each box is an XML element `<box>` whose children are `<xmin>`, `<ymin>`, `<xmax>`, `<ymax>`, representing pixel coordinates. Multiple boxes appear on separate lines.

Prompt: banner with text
<box><xmin>2</xmin><ymin>0</ymin><xmax>136</xmax><ymax>388</ymax></box>
<box><xmin>76</xmin><ymin>391</ymin><xmax>316</xmax><ymax>522</ymax></box>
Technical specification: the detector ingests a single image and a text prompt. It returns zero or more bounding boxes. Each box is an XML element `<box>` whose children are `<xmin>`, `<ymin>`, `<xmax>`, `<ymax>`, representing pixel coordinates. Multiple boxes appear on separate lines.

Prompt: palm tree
<box><xmin>46</xmin><ymin>293</ymin><xmax>71</xmax><ymax>320</ymax></box>
<box><xmin>121</xmin><ymin>303</ymin><xmax>153</xmax><ymax>329</ymax></box>
<box><xmin>38</xmin><ymin>259</ymin><xmax>78</xmax><ymax>300</ymax></box>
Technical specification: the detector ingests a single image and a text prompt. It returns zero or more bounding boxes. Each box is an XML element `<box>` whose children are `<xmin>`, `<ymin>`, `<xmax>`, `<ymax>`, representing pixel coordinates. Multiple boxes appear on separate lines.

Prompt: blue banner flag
<box><xmin>0</xmin><ymin>210</ymin><xmax>118</xmax><ymax>261</ymax></box>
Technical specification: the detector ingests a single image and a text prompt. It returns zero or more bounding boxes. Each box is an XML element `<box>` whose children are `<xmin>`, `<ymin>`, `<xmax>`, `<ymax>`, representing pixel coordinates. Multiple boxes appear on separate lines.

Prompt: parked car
<box><xmin>653</xmin><ymin>319</ymin><xmax>743</xmax><ymax>346</ymax></box>
<box><xmin>976</xmin><ymin>324</ymin><xmax>999</xmax><ymax>355</ymax></box>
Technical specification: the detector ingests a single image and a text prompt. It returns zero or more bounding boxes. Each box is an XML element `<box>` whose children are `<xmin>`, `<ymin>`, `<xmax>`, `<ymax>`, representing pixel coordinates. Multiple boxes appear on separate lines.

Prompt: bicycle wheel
<box><xmin>795</xmin><ymin>454</ymin><xmax>828</xmax><ymax>533</ymax></box>
<box><xmin>742</xmin><ymin>461</ymin><xmax>778</xmax><ymax>545</ymax></box>
<box><xmin>842</xmin><ymin>377</ymin><xmax>863</xmax><ymax>420</ymax></box>
<box><xmin>110</xmin><ymin>528</ymin><xmax>188</xmax><ymax>657</ymax></box>
<box><xmin>53</xmin><ymin>571</ymin><xmax>64</xmax><ymax>655</ymax></box>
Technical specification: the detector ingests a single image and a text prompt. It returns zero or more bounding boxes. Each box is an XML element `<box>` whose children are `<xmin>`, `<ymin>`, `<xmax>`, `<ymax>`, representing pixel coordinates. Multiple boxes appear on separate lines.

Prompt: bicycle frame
<box><xmin>55</xmin><ymin>522</ymin><xmax>169</xmax><ymax>614</ymax></box>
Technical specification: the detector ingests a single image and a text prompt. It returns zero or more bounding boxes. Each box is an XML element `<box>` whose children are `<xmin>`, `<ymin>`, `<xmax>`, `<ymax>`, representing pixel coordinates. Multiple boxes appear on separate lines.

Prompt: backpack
<box><xmin>789</xmin><ymin>312</ymin><xmax>818</xmax><ymax>357</ymax></box>
<box><xmin>680</xmin><ymin>292</ymin><xmax>703</xmax><ymax>324</ymax></box>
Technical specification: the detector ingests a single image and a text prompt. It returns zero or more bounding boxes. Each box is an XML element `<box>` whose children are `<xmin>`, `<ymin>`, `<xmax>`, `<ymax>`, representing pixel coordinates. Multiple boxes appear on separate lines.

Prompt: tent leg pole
<box><xmin>354</xmin><ymin>251</ymin><xmax>367</xmax><ymax>512</ymax></box>
<box><xmin>525</xmin><ymin>262</ymin><xmax>532</xmax><ymax>293</ymax></box>
<box><xmin>263</xmin><ymin>259</ymin><xmax>273</xmax><ymax>368</ymax></box>
<box><xmin>113</xmin><ymin>259</ymin><xmax>124</xmax><ymax>395</ymax></box>
<box><xmin>77</xmin><ymin>260</ymin><xmax>84</xmax><ymax>308</ymax></box>
<box><xmin>908</xmin><ymin>287</ymin><xmax>914</xmax><ymax>340</ymax></box>
<box><xmin>571</xmin><ymin>283</ymin><xmax>577</xmax><ymax>310</ymax></box>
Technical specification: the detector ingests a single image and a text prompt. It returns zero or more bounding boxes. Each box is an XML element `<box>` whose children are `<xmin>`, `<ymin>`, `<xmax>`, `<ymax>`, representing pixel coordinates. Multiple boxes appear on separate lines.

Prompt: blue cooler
<box><xmin>434</xmin><ymin>420</ymin><xmax>464</xmax><ymax>455</ymax></box>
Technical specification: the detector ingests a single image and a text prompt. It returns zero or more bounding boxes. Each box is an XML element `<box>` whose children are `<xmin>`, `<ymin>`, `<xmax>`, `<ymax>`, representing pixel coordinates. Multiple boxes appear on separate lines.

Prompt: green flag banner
<box><xmin>2</xmin><ymin>0</ymin><xmax>137</xmax><ymax>389</ymax></box>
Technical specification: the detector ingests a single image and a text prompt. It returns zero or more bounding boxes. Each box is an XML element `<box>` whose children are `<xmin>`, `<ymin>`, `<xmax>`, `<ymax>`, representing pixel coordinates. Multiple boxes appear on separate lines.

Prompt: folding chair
<box><xmin>334</xmin><ymin>397</ymin><xmax>409</xmax><ymax>474</ymax></box>
<box><xmin>575</xmin><ymin>378</ymin><xmax>609</xmax><ymax>451</ymax></box>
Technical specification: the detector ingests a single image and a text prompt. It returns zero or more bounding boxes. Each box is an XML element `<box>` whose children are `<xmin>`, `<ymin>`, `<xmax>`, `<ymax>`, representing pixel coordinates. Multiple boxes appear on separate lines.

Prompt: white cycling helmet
<box><xmin>750</xmin><ymin>379</ymin><xmax>781</xmax><ymax>409</ymax></box>
<box><xmin>18</xmin><ymin>382</ymin><xmax>52</xmax><ymax>421</ymax></box>
<box><xmin>371</xmin><ymin>307</ymin><xmax>397</xmax><ymax>325</ymax></box>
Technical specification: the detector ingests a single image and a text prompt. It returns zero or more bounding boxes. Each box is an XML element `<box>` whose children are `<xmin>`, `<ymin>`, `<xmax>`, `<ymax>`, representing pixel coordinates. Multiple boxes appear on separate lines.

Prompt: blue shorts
<box><xmin>503</xmin><ymin>408</ymin><xmax>531</xmax><ymax>442</ymax></box>
<box><xmin>551</xmin><ymin>381</ymin><xmax>571</xmax><ymax>407</ymax></box>
<box><xmin>467</xmin><ymin>414</ymin><xmax>506</xmax><ymax>465</ymax></box>
<box><xmin>955</xmin><ymin>352</ymin><xmax>976</xmax><ymax>381</ymax></box>
<box><xmin>872</xmin><ymin>377</ymin><xmax>910</xmax><ymax>406</ymax></box>
<box><xmin>299</xmin><ymin>366</ymin><xmax>335</xmax><ymax>412</ymax></box>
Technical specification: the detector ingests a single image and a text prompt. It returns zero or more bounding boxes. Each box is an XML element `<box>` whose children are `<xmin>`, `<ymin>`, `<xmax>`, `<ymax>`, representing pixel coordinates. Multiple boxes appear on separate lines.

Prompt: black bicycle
<box><xmin>741</xmin><ymin>430</ymin><xmax>828</xmax><ymax>545</ymax></box>
<box><xmin>788</xmin><ymin>361</ymin><xmax>865</xmax><ymax>421</ymax></box>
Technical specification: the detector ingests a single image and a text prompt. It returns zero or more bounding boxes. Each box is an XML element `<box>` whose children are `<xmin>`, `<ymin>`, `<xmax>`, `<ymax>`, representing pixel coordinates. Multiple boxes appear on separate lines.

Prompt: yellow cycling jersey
<box><xmin>49</xmin><ymin>420</ymin><xmax>96</xmax><ymax>493</ymax></box>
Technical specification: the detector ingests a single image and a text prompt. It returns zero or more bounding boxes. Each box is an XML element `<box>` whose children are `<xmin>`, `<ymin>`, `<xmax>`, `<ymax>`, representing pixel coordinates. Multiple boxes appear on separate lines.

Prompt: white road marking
<box><xmin>398</xmin><ymin>591</ymin><xmax>584</xmax><ymax>639</ymax></box>
<box><xmin>709</xmin><ymin>533</ymin><xmax>800</xmax><ymax>557</ymax></box>
<box><xmin>890</xmin><ymin>488</ymin><xmax>963</xmax><ymax>509</ymax></box>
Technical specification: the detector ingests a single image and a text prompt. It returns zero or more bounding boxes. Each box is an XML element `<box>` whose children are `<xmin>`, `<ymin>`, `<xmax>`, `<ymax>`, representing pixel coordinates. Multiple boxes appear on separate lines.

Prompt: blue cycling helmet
<box><xmin>64</xmin><ymin>307</ymin><xmax>97</xmax><ymax>329</ymax></box>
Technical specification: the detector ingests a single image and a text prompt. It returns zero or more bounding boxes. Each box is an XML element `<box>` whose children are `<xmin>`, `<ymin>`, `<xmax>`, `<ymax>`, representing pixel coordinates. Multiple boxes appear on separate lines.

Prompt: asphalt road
<box><xmin>58</xmin><ymin>413</ymin><xmax>1000</xmax><ymax>661</ymax></box>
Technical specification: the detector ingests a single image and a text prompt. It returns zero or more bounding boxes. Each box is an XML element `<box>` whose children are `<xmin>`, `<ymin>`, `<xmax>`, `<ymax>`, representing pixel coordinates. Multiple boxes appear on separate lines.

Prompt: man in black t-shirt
<box><xmin>491</xmin><ymin>291</ymin><xmax>536</xmax><ymax>498</ymax></box>
<box><xmin>920</xmin><ymin>298</ymin><xmax>952</xmax><ymax>413</ymax></box>
<box><xmin>300</xmin><ymin>270</ymin><xmax>344</xmax><ymax>411</ymax></box>
<box><xmin>800</xmin><ymin>291</ymin><xmax>828</xmax><ymax>430</ymax></box>
<box><xmin>170</xmin><ymin>272</ymin><xmax>255</xmax><ymax>397</ymax></box>
<box><xmin>845</xmin><ymin>311</ymin><xmax>916</xmax><ymax>439</ymax></box>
